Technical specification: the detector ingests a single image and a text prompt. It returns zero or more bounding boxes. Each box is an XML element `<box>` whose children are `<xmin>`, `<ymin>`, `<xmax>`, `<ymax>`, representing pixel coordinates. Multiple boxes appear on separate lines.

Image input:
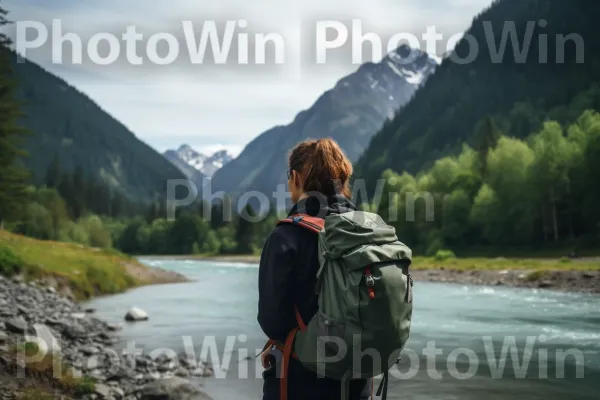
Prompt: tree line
<box><xmin>369</xmin><ymin>110</ymin><xmax>600</xmax><ymax>255</ymax></box>
<box><xmin>9</xmin><ymin>156</ymin><xmax>280</xmax><ymax>255</ymax></box>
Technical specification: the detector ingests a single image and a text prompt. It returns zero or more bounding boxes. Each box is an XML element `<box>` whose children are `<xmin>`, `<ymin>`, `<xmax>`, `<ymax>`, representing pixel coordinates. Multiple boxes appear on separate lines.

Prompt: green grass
<box><xmin>412</xmin><ymin>256</ymin><xmax>600</xmax><ymax>272</ymax></box>
<box><xmin>0</xmin><ymin>230</ymin><xmax>141</xmax><ymax>299</ymax></box>
<box><xmin>17</xmin><ymin>390</ymin><xmax>55</xmax><ymax>400</ymax></box>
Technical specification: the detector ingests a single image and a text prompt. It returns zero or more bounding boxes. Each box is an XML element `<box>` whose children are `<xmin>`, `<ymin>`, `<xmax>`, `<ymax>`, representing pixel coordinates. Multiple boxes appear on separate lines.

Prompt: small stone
<box><xmin>94</xmin><ymin>383</ymin><xmax>112</xmax><ymax>399</ymax></box>
<box><xmin>72</xmin><ymin>313</ymin><xmax>86</xmax><ymax>320</ymax></box>
<box><xmin>175</xmin><ymin>367</ymin><xmax>190</xmax><ymax>378</ymax></box>
<box><xmin>17</xmin><ymin>305</ymin><xmax>30</xmax><ymax>315</ymax></box>
<box><xmin>90</xmin><ymin>370</ymin><xmax>107</xmax><ymax>382</ymax></box>
<box><xmin>45</xmin><ymin>318</ymin><xmax>61</xmax><ymax>326</ymax></box>
<box><xmin>140</xmin><ymin>377</ymin><xmax>214</xmax><ymax>400</ymax></box>
<box><xmin>538</xmin><ymin>280</ymin><xmax>554</xmax><ymax>288</ymax></box>
<box><xmin>80</xmin><ymin>346</ymin><xmax>99</xmax><ymax>356</ymax></box>
<box><xmin>0</xmin><ymin>331</ymin><xmax>7</xmax><ymax>343</ymax></box>
<box><xmin>5</xmin><ymin>317</ymin><xmax>27</xmax><ymax>334</ymax></box>
<box><xmin>107</xmin><ymin>323</ymin><xmax>121</xmax><ymax>332</ymax></box>
<box><xmin>112</xmin><ymin>387</ymin><xmax>125</xmax><ymax>399</ymax></box>
<box><xmin>85</xmin><ymin>308</ymin><xmax>97</xmax><ymax>314</ymax></box>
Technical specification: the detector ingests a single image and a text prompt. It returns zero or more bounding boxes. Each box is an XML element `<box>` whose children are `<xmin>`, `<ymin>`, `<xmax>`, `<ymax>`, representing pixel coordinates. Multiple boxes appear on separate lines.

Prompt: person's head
<box><xmin>287</xmin><ymin>138</ymin><xmax>353</xmax><ymax>204</ymax></box>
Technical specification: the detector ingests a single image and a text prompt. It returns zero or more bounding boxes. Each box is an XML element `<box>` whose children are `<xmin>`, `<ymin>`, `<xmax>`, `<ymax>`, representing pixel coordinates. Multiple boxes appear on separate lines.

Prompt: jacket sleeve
<box><xmin>257</xmin><ymin>228</ymin><xmax>297</xmax><ymax>342</ymax></box>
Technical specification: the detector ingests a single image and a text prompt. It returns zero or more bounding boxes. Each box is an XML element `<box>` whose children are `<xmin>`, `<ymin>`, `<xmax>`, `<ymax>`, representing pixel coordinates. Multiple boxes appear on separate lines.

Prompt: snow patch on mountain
<box><xmin>163</xmin><ymin>145</ymin><xmax>234</xmax><ymax>177</ymax></box>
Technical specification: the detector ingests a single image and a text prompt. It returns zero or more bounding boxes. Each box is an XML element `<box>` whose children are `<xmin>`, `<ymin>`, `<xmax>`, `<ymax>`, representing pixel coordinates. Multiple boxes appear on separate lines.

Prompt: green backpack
<box><xmin>274</xmin><ymin>211</ymin><xmax>413</xmax><ymax>400</ymax></box>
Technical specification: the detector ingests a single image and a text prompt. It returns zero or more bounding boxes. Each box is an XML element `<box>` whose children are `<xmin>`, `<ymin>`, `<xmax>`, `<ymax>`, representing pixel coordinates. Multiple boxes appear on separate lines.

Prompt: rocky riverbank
<box><xmin>0</xmin><ymin>275</ymin><xmax>214</xmax><ymax>400</ymax></box>
<box><xmin>412</xmin><ymin>267</ymin><xmax>600</xmax><ymax>293</ymax></box>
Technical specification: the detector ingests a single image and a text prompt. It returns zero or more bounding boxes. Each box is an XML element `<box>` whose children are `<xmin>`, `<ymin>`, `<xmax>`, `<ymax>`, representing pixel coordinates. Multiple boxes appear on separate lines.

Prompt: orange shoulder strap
<box><xmin>277</xmin><ymin>214</ymin><xmax>325</xmax><ymax>233</ymax></box>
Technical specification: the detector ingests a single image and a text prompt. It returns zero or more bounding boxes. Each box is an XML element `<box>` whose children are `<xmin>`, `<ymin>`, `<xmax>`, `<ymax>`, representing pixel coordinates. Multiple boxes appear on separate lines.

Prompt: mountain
<box><xmin>356</xmin><ymin>0</ymin><xmax>600</xmax><ymax>187</ymax></box>
<box><xmin>163</xmin><ymin>145</ymin><xmax>233</xmax><ymax>178</ymax></box>
<box><xmin>211</xmin><ymin>45</ymin><xmax>437</xmax><ymax>199</ymax></box>
<box><xmin>202</xmin><ymin>150</ymin><xmax>234</xmax><ymax>177</ymax></box>
<box><xmin>11</xmin><ymin>54</ymin><xmax>186</xmax><ymax>202</ymax></box>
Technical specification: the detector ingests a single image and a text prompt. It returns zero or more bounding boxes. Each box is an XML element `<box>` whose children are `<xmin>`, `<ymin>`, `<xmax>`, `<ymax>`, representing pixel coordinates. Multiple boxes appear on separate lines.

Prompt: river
<box><xmin>84</xmin><ymin>259</ymin><xmax>600</xmax><ymax>400</ymax></box>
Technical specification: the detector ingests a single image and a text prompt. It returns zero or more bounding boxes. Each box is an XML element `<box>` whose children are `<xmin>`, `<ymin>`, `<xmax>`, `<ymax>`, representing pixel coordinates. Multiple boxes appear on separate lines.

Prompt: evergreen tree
<box><xmin>71</xmin><ymin>165</ymin><xmax>85</xmax><ymax>219</ymax></box>
<box><xmin>235</xmin><ymin>204</ymin><xmax>256</xmax><ymax>254</ymax></box>
<box><xmin>45</xmin><ymin>153</ymin><xmax>61</xmax><ymax>188</ymax></box>
<box><xmin>0</xmin><ymin>6</ymin><xmax>31</xmax><ymax>226</ymax></box>
<box><xmin>474</xmin><ymin>116</ymin><xmax>500</xmax><ymax>178</ymax></box>
<box><xmin>57</xmin><ymin>171</ymin><xmax>74</xmax><ymax>216</ymax></box>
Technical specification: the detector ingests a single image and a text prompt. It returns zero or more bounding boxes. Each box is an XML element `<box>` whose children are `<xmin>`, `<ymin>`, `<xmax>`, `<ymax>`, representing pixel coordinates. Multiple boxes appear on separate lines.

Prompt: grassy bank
<box><xmin>0</xmin><ymin>230</ymin><xmax>186</xmax><ymax>300</ymax></box>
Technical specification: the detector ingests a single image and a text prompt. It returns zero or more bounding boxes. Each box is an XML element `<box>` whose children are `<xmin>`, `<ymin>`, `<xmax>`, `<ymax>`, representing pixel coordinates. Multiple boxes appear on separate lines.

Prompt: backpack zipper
<box><xmin>365</xmin><ymin>266</ymin><xmax>376</xmax><ymax>300</ymax></box>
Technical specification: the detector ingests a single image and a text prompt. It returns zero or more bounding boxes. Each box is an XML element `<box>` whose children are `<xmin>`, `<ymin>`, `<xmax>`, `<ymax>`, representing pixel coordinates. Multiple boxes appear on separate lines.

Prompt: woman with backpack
<box><xmin>257</xmin><ymin>138</ymin><xmax>413</xmax><ymax>400</ymax></box>
<box><xmin>257</xmin><ymin>138</ymin><xmax>371</xmax><ymax>400</ymax></box>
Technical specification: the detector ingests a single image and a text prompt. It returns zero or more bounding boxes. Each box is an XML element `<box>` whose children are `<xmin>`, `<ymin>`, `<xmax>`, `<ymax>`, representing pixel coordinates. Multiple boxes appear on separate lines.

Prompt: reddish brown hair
<box><xmin>288</xmin><ymin>138</ymin><xmax>353</xmax><ymax>199</ymax></box>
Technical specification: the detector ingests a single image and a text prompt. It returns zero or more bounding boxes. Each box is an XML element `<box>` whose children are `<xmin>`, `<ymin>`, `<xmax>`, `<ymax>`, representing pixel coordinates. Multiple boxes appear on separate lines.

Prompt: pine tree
<box><xmin>71</xmin><ymin>165</ymin><xmax>85</xmax><ymax>219</ymax></box>
<box><xmin>45</xmin><ymin>152</ymin><xmax>61</xmax><ymax>188</ymax></box>
<box><xmin>235</xmin><ymin>204</ymin><xmax>256</xmax><ymax>254</ymax></box>
<box><xmin>0</xmin><ymin>6</ymin><xmax>31</xmax><ymax>227</ymax></box>
<box><xmin>474</xmin><ymin>116</ymin><xmax>500</xmax><ymax>178</ymax></box>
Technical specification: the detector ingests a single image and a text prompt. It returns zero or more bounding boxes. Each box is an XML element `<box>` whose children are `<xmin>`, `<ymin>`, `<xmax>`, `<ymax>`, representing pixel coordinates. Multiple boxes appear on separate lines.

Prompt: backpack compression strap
<box><xmin>275</xmin><ymin>214</ymin><xmax>324</xmax><ymax>400</ymax></box>
<box><xmin>277</xmin><ymin>214</ymin><xmax>325</xmax><ymax>233</ymax></box>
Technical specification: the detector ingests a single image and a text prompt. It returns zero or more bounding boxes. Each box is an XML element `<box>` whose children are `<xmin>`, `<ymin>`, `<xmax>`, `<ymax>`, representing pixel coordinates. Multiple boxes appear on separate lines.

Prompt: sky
<box><xmin>5</xmin><ymin>0</ymin><xmax>492</xmax><ymax>157</ymax></box>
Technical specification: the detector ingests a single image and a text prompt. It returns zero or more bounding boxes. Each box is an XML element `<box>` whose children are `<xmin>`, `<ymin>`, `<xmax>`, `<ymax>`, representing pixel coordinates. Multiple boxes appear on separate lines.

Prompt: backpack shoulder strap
<box><xmin>277</xmin><ymin>214</ymin><xmax>324</xmax><ymax>234</ymax></box>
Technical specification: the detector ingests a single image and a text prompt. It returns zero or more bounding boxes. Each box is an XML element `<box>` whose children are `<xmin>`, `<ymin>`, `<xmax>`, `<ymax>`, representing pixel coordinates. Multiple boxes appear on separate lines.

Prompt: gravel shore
<box><xmin>412</xmin><ymin>268</ymin><xmax>600</xmax><ymax>294</ymax></box>
<box><xmin>0</xmin><ymin>274</ymin><xmax>213</xmax><ymax>400</ymax></box>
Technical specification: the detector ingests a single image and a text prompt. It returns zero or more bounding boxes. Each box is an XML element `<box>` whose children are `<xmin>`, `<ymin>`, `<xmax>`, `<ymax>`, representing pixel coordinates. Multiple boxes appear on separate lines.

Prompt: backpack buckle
<box><xmin>365</xmin><ymin>275</ymin><xmax>375</xmax><ymax>287</ymax></box>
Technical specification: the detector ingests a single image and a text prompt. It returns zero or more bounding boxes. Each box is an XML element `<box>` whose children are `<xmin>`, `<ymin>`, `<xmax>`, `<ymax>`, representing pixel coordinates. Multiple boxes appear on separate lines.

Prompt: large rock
<box><xmin>140</xmin><ymin>377</ymin><xmax>214</xmax><ymax>400</ymax></box>
<box><xmin>125</xmin><ymin>307</ymin><xmax>149</xmax><ymax>322</ymax></box>
<box><xmin>5</xmin><ymin>317</ymin><xmax>27</xmax><ymax>334</ymax></box>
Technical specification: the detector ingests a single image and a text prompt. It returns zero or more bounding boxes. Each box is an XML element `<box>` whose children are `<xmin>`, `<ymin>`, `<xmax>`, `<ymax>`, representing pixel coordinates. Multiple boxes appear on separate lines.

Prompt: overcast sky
<box><xmin>5</xmin><ymin>0</ymin><xmax>492</xmax><ymax>156</ymax></box>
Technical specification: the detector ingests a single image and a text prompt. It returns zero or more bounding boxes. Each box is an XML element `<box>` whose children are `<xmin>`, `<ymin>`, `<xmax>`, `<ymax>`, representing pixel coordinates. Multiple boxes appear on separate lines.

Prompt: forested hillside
<box><xmin>356</xmin><ymin>0</ymin><xmax>600</xmax><ymax>186</ymax></box>
<box><xmin>11</xmin><ymin>54</ymin><xmax>186</xmax><ymax>202</ymax></box>
<box><xmin>369</xmin><ymin>111</ymin><xmax>600</xmax><ymax>254</ymax></box>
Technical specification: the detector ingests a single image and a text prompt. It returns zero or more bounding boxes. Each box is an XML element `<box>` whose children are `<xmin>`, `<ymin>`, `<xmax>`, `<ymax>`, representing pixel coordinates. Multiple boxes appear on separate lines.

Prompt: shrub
<box><xmin>74</xmin><ymin>376</ymin><xmax>95</xmax><ymax>396</ymax></box>
<box><xmin>14</xmin><ymin>203</ymin><xmax>54</xmax><ymax>240</ymax></box>
<box><xmin>425</xmin><ymin>236</ymin><xmax>445</xmax><ymax>257</ymax></box>
<box><xmin>559</xmin><ymin>257</ymin><xmax>572</xmax><ymax>264</ymax></box>
<box><xmin>526</xmin><ymin>270</ymin><xmax>547</xmax><ymax>281</ymax></box>
<box><xmin>79</xmin><ymin>215</ymin><xmax>112</xmax><ymax>248</ymax></box>
<box><xmin>434</xmin><ymin>249</ymin><xmax>457</xmax><ymax>261</ymax></box>
<box><xmin>0</xmin><ymin>245</ymin><xmax>23</xmax><ymax>276</ymax></box>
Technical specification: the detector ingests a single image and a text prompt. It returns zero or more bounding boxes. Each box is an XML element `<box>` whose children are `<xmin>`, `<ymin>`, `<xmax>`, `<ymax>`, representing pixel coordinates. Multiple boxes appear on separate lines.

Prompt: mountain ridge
<box><xmin>163</xmin><ymin>144</ymin><xmax>233</xmax><ymax>178</ymax></box>
<box><xmin>12</xmin><ymin>53</ymin><xmax>186</xmax><ymax>202</ymax></box>
<box><xmin>211</xmin><ymin>45</ymin><xmax>438</xmax><ymax>200</ymax></box>
<box><xmin>355</xmin><ymin>0</ymin><xmax>600</xmax><ymax>186</ymax></box>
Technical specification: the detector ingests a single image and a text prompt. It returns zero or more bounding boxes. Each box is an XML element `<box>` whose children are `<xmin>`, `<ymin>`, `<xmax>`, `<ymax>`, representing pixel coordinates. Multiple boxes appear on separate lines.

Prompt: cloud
<box><xmin>4</xmin><ymin>0</ymin><xmax>493</xmax><ymax>154</ymax></box>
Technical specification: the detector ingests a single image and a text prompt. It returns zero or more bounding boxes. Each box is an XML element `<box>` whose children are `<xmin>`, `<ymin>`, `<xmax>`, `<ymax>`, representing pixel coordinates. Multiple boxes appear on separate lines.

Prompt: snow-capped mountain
<box><xmin>163</xmin><ymin>145</ymin><xmax>234</xmax><ymax>178</ymax></box>
<box><xmin>202</xmin><ymin>150</ymin><xmax>234</xmax><ymax>177</ymax></box>
<box><xmin>211</xmin><ymin>45</ymin><xmax>438</xmax><ymax>198</ymax></box>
